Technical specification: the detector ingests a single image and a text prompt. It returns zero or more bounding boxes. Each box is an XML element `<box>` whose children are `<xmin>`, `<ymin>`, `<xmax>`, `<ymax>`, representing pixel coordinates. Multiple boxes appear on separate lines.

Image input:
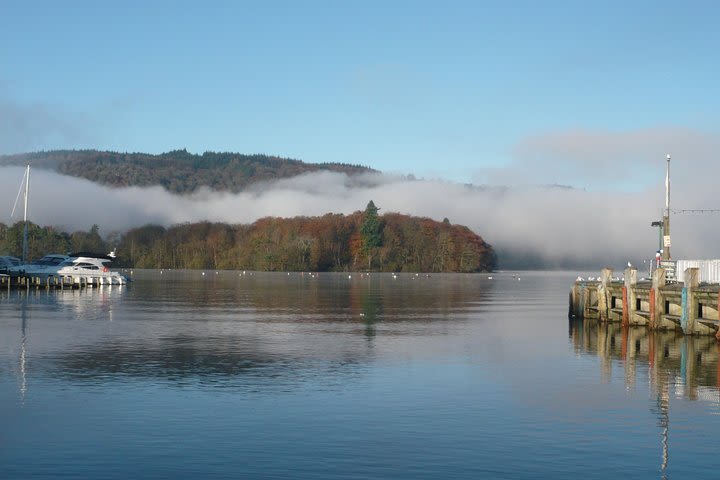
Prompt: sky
<box><xmin>1</xmin><ymin>1</ymin><xmax>720</xmax><ymax>268</ymax></box>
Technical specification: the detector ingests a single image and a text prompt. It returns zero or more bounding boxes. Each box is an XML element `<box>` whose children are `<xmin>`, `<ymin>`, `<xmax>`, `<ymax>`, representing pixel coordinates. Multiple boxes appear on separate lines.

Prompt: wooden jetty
<box><xmin>0</xmin><ymin>274</ymin><xmax>124</xmax><ymax>291</ymax></box>
<box><xmin>569</xmin><ymin>267</ymin><xmax>720</xmax><ymax>337</ymax></box>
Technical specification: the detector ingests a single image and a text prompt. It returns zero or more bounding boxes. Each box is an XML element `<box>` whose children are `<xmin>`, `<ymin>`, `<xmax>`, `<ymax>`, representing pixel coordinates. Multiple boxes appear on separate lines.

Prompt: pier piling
<box><xmin>571</xmin><ymin>267</ymin><xmax>720</xmax><ymax>337</ymax></box>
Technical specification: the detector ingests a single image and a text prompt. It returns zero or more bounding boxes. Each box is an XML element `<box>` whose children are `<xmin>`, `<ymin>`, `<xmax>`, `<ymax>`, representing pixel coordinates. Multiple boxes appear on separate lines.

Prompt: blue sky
<box><xmin>1</xmin><ymin>0</ymin><xmax>719</xmax><ymax>185</ymax></box>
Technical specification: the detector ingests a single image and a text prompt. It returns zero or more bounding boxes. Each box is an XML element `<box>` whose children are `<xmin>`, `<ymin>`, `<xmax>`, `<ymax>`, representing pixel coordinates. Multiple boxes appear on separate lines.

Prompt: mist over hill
<box><xmin>0</xmin><ymin>149</ymin><xmax>376</xmax><ymax>194</ymax></box>
<box><xmin>2</xmin><ymin>141</ymin><xmax>719</xmax><ymax>271</ymax></box>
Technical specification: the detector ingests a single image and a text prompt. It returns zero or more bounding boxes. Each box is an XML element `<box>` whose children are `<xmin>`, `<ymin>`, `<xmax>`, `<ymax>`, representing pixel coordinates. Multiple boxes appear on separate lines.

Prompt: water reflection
<box><xmin>0</xmin><ymin>286</ymin><xmax>127</xmax><ymax>402</ymax></box>
<box><xmin>569</xmin><ymin>319</ymin><xmax>720</xmax><ymax>402</ymax></box>
<box><xmin>129</xmin><ymin>270</ymin><xmax>493</xmax><ymax>321</ymax></box>
<box><xmin>1</xmin><ymin>273</ymin><xmax>495</xmax><ymax>394</ymax></box>
<box><xmin>18</xmin><ymin>297</ymin><xmax>28</xmax><ymax>402</ymax></box>
<box><xmin>569</xmin><ymin>319</ymin><xmax>720</xmax><ymax>479</ymax></box>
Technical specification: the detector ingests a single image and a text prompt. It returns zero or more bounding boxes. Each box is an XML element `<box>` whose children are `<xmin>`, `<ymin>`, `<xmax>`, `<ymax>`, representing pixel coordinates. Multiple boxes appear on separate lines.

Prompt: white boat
<box><xmin>12</xmin><ymin>251</ymin><xmax>128</xmax><ymax>285</ymax></box>
<box><xmin>54</xmin><ymin>251</ymin><xmax>129</xmax><ymax>285</ymax></box>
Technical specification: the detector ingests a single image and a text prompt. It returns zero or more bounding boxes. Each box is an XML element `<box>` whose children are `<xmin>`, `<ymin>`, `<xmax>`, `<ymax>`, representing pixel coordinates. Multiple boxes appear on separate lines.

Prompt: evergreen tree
<box><xmin>360</xmin><ymin>200</ymin><xmax>383</xmax><ymax>269</ymax></box>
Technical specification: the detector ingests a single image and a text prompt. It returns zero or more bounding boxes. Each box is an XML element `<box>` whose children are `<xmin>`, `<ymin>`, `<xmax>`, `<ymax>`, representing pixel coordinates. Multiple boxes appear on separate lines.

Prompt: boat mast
<box><xmin>22</xmin><ymin>165</ymin><xmax>29</xmax><ymax>263</ymax></box>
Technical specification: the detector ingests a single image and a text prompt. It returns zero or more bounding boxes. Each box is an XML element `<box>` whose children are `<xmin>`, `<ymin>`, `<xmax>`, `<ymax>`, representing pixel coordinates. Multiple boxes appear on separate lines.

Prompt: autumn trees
<box><xmin>110</xmin><ymin>205</ymin><xmax>495</xmax><ymax>272</ymax></box>
<box><xmin>0</xmin><ymin>205</ymin><xmax>496</xmax><ymax>272</ymax></box>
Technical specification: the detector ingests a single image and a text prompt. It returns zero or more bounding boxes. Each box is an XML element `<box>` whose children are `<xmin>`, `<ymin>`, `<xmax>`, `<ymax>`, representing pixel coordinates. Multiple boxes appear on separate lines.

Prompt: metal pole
<box><xmin>662</xmin><ymin>154</ymin><xmax>671</xmax><ymax>260</ymax></box>
<box><xmin>22</xmin><ymin>165</ymin><xmax>30</xmax><ymax>263</ymax></box>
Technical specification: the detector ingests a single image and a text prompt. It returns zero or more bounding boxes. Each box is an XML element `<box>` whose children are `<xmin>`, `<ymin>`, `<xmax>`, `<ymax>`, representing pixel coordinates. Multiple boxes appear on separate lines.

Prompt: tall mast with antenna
<box><xmin>22</xmin><ymin>165</ymin><xmax>29</xmax><ymax>263</ymax></box>
<box><xmin>662</xmin><ymin>154</ymin><xmax>671</xmax><ymax>261</ymax></box>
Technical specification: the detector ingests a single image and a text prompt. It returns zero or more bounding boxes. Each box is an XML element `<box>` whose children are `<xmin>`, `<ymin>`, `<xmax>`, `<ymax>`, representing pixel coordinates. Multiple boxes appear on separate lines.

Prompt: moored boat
<box><xmin>11</xmin><ymin>251</ymin><xmax>128</xmax><ymax>285</ymax></box>
<box><xmin>54</xmin><ymin>251</ymin><xmax>129</xmax><ymax>285</ymax></box>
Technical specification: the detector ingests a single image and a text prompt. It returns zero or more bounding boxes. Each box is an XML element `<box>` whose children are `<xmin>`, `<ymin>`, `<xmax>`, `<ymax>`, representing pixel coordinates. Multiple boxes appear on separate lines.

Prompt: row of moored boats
<box><xmin>0</xmin><ymin>251</ymin><xmax>128</xmax><ymax>285</ymax></box>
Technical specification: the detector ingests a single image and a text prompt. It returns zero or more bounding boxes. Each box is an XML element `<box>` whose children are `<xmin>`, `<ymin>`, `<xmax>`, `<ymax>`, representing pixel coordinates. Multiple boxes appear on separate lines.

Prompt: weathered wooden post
<box><xmin>573</xmin><ymin>283</ymin><xmax>581</xmax><ymax>318</ymax></box>
<box><xmin>623</xmin><ymin>267</ymin><xmax>637</xmax><ymax>327</ymax></box>
<box><xmin>681</xmin><ymin>267</ymin><xmax>699</xmax><ymax>334</ymax></box>
<box><xmin>598</xmin><ymin>268</ymin><xmax>613</xmax><ymax>322</ymax></box>
<box><xmin>581</xmin><ymin>282</ymin><xmax>591</xmax><ymax>319</ymax></box>
<box><xmin>570</xmin><ymin>282</ymin><xmax>584</xmax><ymax>319</ymax></box>
<box><xmin>716</xmin><ymin>288</ymin><xmax>720</xmax><ymax>341</ymax></box>
<box><xmin>650</xmin><ymin>268</ymin><xmax>666</xmax><ymax>330</ymax></box>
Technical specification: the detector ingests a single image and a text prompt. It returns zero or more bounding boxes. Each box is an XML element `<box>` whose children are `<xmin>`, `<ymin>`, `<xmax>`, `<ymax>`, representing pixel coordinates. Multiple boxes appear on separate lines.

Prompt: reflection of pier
<box><xmin>569</xmin><ymin>318</ymin><xmax>720</xmax><ymax>401</ymax></box>
<box><xmin>1</xmin><ymin>274</ymin><xmax>124</xmax><ymax>290</ymax></box>
<box><xmin>570</xmin><ymin>318</ymin><xmax>720</xmax><ymax>478</ymax></box>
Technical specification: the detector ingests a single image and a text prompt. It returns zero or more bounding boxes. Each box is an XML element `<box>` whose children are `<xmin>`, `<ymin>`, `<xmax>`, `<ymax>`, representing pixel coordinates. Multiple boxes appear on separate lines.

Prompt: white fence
<box><xmin>676</xmin><ymin>259</ymin><xmax>720</xmax><ymax>284</ymax></box>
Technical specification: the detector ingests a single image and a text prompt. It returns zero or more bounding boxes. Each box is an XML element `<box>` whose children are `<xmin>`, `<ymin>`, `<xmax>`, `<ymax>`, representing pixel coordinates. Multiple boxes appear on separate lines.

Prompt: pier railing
<box><xmin>0</xmin><ymin>274</ymin><xmax>122</xmax><ymax>291</ymax></box>
<box><xmin>570</xmin><ymin>267</ymin><xmax>720</xmax><ymax>337</ymax></box>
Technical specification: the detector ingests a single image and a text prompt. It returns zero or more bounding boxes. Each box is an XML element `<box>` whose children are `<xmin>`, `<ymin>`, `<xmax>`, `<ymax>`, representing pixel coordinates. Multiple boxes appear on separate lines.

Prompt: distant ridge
<box><xmin>0</xmin><ymin>149</ymin><xmax>377</xmax><ymax>194</ymax></box>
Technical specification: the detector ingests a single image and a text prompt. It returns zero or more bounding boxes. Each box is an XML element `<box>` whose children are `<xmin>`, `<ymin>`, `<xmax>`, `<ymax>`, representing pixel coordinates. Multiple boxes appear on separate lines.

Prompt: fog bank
<box><xmin>2</xmin><ymin>166</ymin><xmax>718</xmax><ymax>269</ymax></box>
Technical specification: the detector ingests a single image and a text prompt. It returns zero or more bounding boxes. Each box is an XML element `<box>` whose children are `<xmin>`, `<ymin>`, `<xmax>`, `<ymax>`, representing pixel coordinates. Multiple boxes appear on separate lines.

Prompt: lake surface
<box><xmin>1</xmin><ymin>270</ymin><xmax>719</xmax><ymax>479</ymax></box>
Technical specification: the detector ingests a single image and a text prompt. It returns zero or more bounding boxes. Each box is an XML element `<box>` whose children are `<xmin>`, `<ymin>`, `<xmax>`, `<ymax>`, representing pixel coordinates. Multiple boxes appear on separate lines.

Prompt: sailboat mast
<box><xmin>22</xmin><ymin>165</ymin><xmax>29</xmax><ymax>263</ymax></box>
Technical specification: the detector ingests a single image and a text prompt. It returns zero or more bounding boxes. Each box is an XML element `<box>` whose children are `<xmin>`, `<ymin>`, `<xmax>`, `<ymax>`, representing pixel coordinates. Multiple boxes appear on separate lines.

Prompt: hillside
<box><xmin>0</xmin><ymin>149</ymin><xmax>376</xmax><ymax>194</ymax></box>
<box><xmin>0</xmin><ymin>207</ymin><xmax>496</xmax><ymax>273</ymax></box>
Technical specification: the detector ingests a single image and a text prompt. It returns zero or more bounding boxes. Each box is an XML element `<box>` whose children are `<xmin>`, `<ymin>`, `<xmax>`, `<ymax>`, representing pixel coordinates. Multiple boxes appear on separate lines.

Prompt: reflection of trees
<box><xmin>132</xmin><ymin>271</ymin><xmax>493</xmax><ymax>323</ymax></box>
<box><xmin>14</xmin><ymin>272</ymin><xmax>493</xmax><ymax>388</ymax></box>
<box><xmin>44</xmin><ymin>335</ymin><xmax>373</xmax><ymax>389</ymax></box>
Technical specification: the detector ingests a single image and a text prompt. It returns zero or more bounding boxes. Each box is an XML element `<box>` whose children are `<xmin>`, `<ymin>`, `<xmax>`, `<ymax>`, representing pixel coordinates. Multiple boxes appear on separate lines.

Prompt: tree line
<box><xmin>0</xmin><ymin>149</ymin><xmax>376</xmax><ymax>194</ymax></box>
<box><xmin>0</xmin><ymin>202</ymin><xmax>496</xmax><ymax>272</ymax></box>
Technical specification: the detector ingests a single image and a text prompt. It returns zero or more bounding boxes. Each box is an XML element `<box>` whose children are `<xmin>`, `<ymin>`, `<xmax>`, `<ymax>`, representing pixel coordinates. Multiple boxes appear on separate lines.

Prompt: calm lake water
<box><xmin>1</xmin><ymin>270</ymin><xmax>719</xmax><ymax>479</ymax></box>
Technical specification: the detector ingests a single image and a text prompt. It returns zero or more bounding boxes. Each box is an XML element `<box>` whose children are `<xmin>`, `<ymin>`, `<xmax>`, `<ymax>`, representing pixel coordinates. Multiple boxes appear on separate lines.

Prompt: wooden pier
<box><xmin>0</xmin><ymin>274</ymin><xmax>124</xmax><ymax>291</ymax></box>
<box><xmin>569</xmin><ymin>267</ymin><xmax>720</xmax><ymax>337</ymax></box>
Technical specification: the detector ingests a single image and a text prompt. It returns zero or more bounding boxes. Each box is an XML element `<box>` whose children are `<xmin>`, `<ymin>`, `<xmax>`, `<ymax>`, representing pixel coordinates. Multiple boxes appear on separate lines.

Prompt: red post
<box><xmin>622</xmin><ymin>285</ymin><xmax>629</xmax><ymax>327</ymax></box>
<box><xmin>716</xmin><ymin>289</ymin><xmax>720</xmax><ymax>341</ymax></box>
<box><xmin>621</xmin><ymin>324</ymin><xmax>628</xmax><ymax>361</ymax></box>
<box><xmin>649</xmin><ymin>288</ymin><xmax>656</xmax><ymax>329</ymax></box>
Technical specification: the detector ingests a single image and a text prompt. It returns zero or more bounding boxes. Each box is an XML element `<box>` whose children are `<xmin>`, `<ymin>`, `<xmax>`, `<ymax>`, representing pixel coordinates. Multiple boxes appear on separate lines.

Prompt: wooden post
<box><xmin>716</xmin><ymin>288</ymin><xmax>720</xmax><ymax>341</ymax></box>
<box><xmin>581</xmin><ymin>284</ymin><xmax>590</xmax><ymax>319</ymax></box>
<box><xmin>598</xmin><ymin>268</ymin><xmax>613</xmax><ymax>322</ymax></box>
<box><xmin>572</xmin><ymin>284</ymin><xmax>580</xmax><ymax>318</ymax></box>
<box><xmin>623</xmin><ymin>267</ymin><xmax>637</xmax><ymax>327</ymax></box>
<box><xmin>681</xmin><ymin>267</ymin><xmax>699</xmax><ymax>334</ymax></box>
<box><xmin>650</xmin><ymin>268</ymin><xmax>666</xmax><ymax>330</ymax></box>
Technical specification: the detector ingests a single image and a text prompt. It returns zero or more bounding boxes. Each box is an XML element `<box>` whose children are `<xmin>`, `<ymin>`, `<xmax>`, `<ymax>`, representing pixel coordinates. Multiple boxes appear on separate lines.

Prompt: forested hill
<box><xmin>0</xmin><ymin>207</ymin><xmax>496</xmax><ymax>273</ymax></box>
<box><xmin>0</xmin><ymin>150</ymin><xmax>376</xmax><ymax>194</ymax></box>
